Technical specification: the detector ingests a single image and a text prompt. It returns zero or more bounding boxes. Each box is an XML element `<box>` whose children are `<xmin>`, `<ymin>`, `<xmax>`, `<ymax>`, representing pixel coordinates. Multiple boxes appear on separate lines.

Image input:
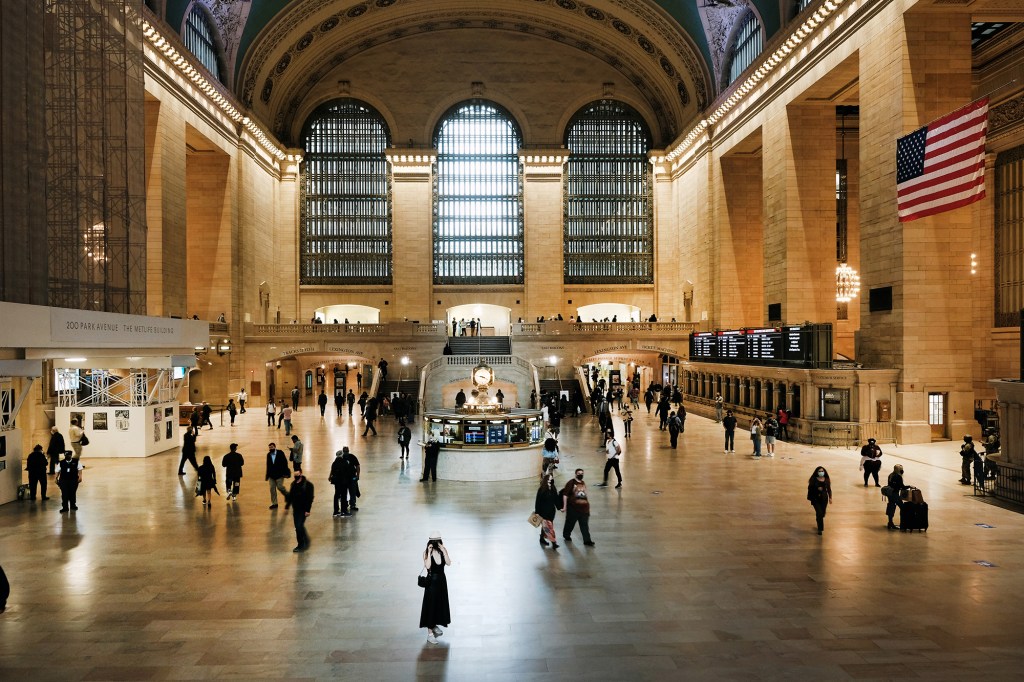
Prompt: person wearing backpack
<box><xmin>667</xmin><ymin>411</ymin><xmax>682</xmax><ymax>449</ymax></box>
<box><xmin>596</xmin><ymin>429</ymin><xmax>623</xmax><ymax>488</ymax></box>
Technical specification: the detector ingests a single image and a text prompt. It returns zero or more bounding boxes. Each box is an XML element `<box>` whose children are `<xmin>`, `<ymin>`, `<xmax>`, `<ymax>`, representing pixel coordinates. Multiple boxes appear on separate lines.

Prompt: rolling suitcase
<box><xmin>900</xmin><ymin>501</ymin><xmax>928</xmax><ymax>532</ymax></box>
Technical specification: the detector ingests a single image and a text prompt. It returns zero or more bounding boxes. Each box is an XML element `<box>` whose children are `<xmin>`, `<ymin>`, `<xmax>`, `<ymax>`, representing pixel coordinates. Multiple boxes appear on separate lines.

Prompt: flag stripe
<box><xmin>896</xmin><ymin>98</ymin><xmax>989</xmax><ymax>223</ymax></box>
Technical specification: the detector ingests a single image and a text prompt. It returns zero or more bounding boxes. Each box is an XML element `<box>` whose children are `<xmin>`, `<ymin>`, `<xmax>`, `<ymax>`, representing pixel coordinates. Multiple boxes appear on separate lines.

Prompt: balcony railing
<box><xmin>247</xmin><ymin>322</ymin><xmax>445</xmax><ymax>338</ymax></box>
<box><xmin>513</xmin><ymin>321</ymin><xmax>699</xmax><ymax>336</ymax></box>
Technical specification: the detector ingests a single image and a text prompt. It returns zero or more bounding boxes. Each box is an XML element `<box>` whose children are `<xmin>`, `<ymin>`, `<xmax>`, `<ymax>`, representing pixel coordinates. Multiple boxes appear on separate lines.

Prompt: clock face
<box><xmin>473</xmin><ymin>366</ymin><xmax>492</xmax><ymax>386</ymax></box>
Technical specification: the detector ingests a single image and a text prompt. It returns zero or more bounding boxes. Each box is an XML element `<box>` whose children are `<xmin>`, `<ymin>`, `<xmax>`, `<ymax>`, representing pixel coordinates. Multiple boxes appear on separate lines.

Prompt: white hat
<box><xmin>428</xmin><ymin>531</ymin><xmax>442</xmax><ymax>540</ymax></box>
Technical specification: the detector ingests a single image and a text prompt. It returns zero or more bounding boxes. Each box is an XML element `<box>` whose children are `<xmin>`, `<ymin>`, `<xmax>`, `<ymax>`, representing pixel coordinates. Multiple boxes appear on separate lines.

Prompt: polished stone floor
<box><xmin>2</xmin><ymin>404</ymin><xmax>1024</xmax><ymax>681</ymax></box>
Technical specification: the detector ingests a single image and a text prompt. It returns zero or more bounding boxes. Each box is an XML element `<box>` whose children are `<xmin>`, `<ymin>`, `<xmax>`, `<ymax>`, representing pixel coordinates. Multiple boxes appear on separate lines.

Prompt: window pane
<box><xmin>183</xmin><ymin>7</ymin><xmax>220</xmax><ymax>81</ymax></box>
<box><xmin>995</xmin><ymin>145</ymin><xmax>1024</xmax><ymax>326</ymax></box>
<box><xmin>563</xmin><ymin>100</ymin><xmax>653</xmax><ymax>284</ymax></box>
<box><xmin>432</xmin><ymin>101</ymin><xmax>523</xmax><ymax>284</ymax></box>
<box><xmin>300</xmin><ymin>100</ymin><xmax>392</xmax><ymax>285</ymax></box>
<box><xmin>729</xmin><ymin>13</ymin><xmax>763</xmax><ymax>84</ymax></box>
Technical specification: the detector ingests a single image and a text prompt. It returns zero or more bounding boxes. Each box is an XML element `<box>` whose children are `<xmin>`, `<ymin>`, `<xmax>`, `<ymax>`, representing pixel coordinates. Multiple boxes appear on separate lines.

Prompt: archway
<box><xmin>576</xmin><ymin>303</ymin><xmax>641</xmax><ymax>323</ymax></box>
<box><xmin>447</xmin><ymin>303</ymin><xmax>511</xmax><ymax>336</ymax></box>
<box><xmin>314</xmin><ymin>304</ymin><xmax>380</xmax><ymax>324</ymax></box>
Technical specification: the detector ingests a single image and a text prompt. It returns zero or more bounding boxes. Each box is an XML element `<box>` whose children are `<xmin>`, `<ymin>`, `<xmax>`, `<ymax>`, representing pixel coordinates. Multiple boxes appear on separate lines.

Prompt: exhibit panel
<box><xmin>56</xmin><ymin>403</ymin><xmax>180</xmax><ymax>458</ymax></box>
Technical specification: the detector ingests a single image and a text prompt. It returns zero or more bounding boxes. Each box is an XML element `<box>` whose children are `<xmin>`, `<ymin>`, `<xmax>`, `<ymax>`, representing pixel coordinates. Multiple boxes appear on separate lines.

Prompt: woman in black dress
<box><xmin>806</xmin><ymin>466</ymin><xmax>832</xmax><ymax>535</ymax></box>
<box><xmin>535</xmin><ymin>474</ymin><xmax>562</xmax><ymax>549</ymax></box>
<box><xmin>197</xmin><ymin>455</ymin><xmax>218</xmax><ymax>507</ymax></box>
<box><xmin>419</xmin><ymin>532</ymin><xmax>451</xmax><ymax>641</ymax></box>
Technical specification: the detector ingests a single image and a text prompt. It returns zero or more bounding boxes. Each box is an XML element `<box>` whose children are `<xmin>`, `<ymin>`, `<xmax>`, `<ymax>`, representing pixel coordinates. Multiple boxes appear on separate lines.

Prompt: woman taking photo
<box><xmin>535</xmin><ymin>474</ymin><xmax>562</xmax><ymax>549</ymax></box>
<box><xmin>420</xmin><ymin>532</ymin><xmax>451</xmax><ymax>642</ymax></box>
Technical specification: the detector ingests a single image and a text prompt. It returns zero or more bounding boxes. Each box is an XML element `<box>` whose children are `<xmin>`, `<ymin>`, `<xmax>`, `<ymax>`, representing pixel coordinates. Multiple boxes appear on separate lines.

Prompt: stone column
<box><xmin>387</xmin><ymin>150</ymin><xmax>436</xmax><ymax>323</ymax></box>
<box><xmin>857</xmin><ymin>9</ymin><xmax>975</xmax><ymax>443</ymax></box>
<box><xmin>762</xmin><ymin>105</ymin><xmax>836</xmax><ymax>325</ymax></box>
<box><xmin>521</xmin><ymin>151</ymin><xmax>568</xmax><ymax>321</ymax></box>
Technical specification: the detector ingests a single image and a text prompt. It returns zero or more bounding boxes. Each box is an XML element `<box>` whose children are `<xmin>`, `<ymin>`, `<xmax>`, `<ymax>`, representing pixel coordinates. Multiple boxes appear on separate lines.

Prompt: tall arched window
<box><xmin>728</xmin><ymin>11</ymin><xmax>763</xmax><ymax>85</ymax></box>
<box><xmin>563</xmin><ymin>100</ymin><xmax>653</xmax><ymax>284</ymax></box>
<box><xmin>300</xmin><ymin>100</ymin><xmax>392</xmax><ymax>285</ymax></box>
<box><xmin>183</xmin><ymin>5</ymin><xmax>221</xmax><ymax>81</ymax></box>
<box><xmin>433</xmin><ymin>101</ymin><xmax>523</xmax><ymax>284</ymax></box>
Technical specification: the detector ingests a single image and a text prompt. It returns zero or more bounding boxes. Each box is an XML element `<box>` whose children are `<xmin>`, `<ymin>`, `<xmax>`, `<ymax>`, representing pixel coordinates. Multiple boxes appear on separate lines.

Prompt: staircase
<box><xmin>448</xmin><ymin>336</ymin><xmax>511</xmax><ymax>355</ymax></box>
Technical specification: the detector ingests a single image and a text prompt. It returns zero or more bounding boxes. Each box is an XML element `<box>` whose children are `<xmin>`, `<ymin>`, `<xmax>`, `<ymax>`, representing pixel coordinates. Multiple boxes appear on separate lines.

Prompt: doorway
<box><xmin>928</xmin><ymin>392</ymin><xmax>947</xmax><ymax>440</ymax></box>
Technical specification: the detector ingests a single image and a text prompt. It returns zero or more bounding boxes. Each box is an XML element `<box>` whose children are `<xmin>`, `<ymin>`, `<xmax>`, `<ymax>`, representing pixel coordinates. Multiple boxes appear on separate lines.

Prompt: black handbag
<box><xmin>418</xmin><ymin>570</ymin><xmax>430</xmax><ymax>588</ymax></box>
<box><xmin>79</xmin><ymin>433</ymin><xmax>89</xmax><ymax>446</ymax></box>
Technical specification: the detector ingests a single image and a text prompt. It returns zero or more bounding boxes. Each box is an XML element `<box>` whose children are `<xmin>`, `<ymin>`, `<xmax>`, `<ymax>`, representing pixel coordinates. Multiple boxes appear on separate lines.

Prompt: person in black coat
<box><xmin>0</xmin><ymin>563</ymin><xmax>9</xmax><ymax>613</ymax></box>
<box><xmin>317</xmin><ymin>390</ymin><xmax>328</xmax><ymax>417</ymax></box>
<box><xmin>534</xmin><ymin>474</ymin><xmax>562</xmax><ymax>549</ymax></box>
<box><xmin>26</xmin><ymin>445</ymin><xmax>49</xmax><ymax>501</ymax></box>
<box><xmin>397</xmin><ymin>420</ymin><xmax>412</xmax><ymax>459</ymax></box>
<box><xmin>288</xmin><ymin>468</ymin><xmax>315</xmax><ymax>552</ymax></box>
<box><xmin>178</xmin><ymin>427</ymin><xmax>199</xmax><ymax>475</ymax></box>
<box><xmin>265</xmin><ymin>443</ymin><xmax>291</xmax><ymax>509</ymax></box>
<box><xmin>222</xmin><ymin>443</ymin><xmax>244</xmax><ymax>501</ymax></box>
<box><xmin>807</xmin><ymin>466</ymin><xmax>832</xmax><ymax>535</ymax></box>
<box><xmin>885</xmin><ymin>464</ymin><xmax>907</xmax><ymax>530</ymax></box>
<box><xmin>46</xmin><ymin>427</ymin><xmax>65</xmax><ymax>475</ymax></box>
<box><xmin>56</xmin><ymin>450</ymin><xmax>82</xmax><ymax>512</ymax></box>
<box><xmin>334</xmin><ymin>392</ymin><xmax>344</xmax><ymax>417</ymax></box>
<box><xmin>197</xmin><ymin>456</ymin><xmax>218</xmax><ymax>507</ymax></box>
<box><xmin>422</xmin><ymin>439</ymin><xmax>441</xmax><ymax>482</ymax></box>
<box><xmin>362</xmin><ymin>397</ymin><xmax>378</xmax><ymax>436</ymax></box>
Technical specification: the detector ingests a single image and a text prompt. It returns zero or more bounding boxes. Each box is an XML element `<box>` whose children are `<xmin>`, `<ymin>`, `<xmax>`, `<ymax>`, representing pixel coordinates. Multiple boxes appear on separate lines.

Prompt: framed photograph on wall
<box><xmin>165</xmin><ymin>420</ymin><xmax>173</xmax><ymax>439</ymax></box>
<box><xmin>115</xmin><ymin>409</ymin><xmax>130</xmax><ymax>431</ymax></box>
<box><xmin>153</xmin><ymin>423</ymin><xmax>160</xmax><ymax>442</ymax></box>
<box><xmin>93</xmin><ymin>412</ymin><xmax>108</xmax><ymax>431</ymax></box>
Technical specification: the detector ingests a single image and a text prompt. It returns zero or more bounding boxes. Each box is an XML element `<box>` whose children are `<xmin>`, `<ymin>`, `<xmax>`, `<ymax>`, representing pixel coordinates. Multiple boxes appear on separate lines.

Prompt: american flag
<box><xmin>896</xmin><ymin>98</ymin><xmax>989</xmax><ymax>223</ymax></box>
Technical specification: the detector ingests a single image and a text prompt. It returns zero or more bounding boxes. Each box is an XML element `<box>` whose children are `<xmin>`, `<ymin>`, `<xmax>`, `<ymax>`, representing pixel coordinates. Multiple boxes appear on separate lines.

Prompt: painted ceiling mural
<box><xmin>162</xmin><ymin>0</ymin><xmax>783</xmax><ymax>142</ymax></box>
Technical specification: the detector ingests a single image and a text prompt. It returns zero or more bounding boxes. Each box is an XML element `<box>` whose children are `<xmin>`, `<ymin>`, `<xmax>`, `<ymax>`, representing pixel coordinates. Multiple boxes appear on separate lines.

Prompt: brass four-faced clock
<box><xmin>472</xmin><ymin>363</ymin><xmax>494</xmax><ymax>389</ymax></box>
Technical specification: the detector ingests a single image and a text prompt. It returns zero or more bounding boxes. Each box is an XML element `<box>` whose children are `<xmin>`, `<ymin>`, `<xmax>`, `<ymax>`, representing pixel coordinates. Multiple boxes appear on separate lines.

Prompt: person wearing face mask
<box><xmin>884</xmin><ymin>464</ymin><xmax>907</xmax><ymax>530</ymax></box>
<box><xmin>806</xmin><ymin>467</ymin><xmax>832</xmax><ymax>535</ymax></box>
<box><xmin>560</xmin><ymin>469</ymin><xmax>595</xmax><ymax>546</ymax></box>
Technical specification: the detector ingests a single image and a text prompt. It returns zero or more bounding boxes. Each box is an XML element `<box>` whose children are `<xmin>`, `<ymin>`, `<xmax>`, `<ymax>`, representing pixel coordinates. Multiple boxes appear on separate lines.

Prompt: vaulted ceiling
<box><xmin>161</xmin><ymin>0</ymin><xmax>787</xmax><ymax>145</ymax></box>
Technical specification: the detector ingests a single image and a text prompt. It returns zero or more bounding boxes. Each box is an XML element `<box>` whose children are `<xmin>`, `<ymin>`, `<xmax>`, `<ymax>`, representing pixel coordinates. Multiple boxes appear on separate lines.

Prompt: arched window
<box><xmin>183</xmin><ymin>5</ymin><xmax>220</xmax><ymax>81</ymax></box>
<box><xmin>300</xmin><ymin>100</ymin><xmax>392</xmax><ymax>285</ymax></box>
<box><xmin>433</xmin><ymin>101</ymin><xmax>523</xmax><ymax>284</ymax></box>
<box><xmin>728</xmin><ymin>11</ymin><xmax>763</xmax><ymax>85</ymax></box>
<box><xmin>563</xmin><ymin>100</ymin><xmax>653</xmax><ymax>284</ymax></box>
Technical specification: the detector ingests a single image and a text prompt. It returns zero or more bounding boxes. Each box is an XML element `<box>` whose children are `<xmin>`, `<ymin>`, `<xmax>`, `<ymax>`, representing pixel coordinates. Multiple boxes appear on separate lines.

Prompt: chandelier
<box><xmin>835</xmin><ymin>263</ymin><xmax>860</xmax><ymax>303</ymax></box>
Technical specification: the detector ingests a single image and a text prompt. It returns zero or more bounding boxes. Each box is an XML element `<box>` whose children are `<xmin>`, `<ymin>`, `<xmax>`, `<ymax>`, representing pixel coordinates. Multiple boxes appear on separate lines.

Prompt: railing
<box><xmin>208</xmin><ymin>322</ymin><xmax>229</xmax><ymax>335</ymax></box>
<box><xmin>975</xmin><ymin>459</ymin><xmax>1024</xmax><ymax>506</ymax></box>
<box><xmin>252</xmin><ymin>323</ymin><xmax>387</xmax><ymax>336</ymax></box>
<box><xmin>418</xmin><ymin>355</ymin><xmax>539</xmax><ymax>410</ymax></box>
<box><xmin>808</xmin><ymin>421</ymin><xmax>896</xmax><ymax>447</ymax></box>
<box><xmin>512</xmin><ymin>321</ymin><xmax>699</xmax><ymax>336</ymax></box>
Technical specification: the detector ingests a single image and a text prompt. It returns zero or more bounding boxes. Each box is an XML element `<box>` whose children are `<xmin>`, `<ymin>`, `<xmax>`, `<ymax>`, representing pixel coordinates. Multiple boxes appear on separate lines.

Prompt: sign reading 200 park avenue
<box><xmin>50</xmin><ymin>308</ymin><xmax>191</xmax><ymax>346</ymax></box>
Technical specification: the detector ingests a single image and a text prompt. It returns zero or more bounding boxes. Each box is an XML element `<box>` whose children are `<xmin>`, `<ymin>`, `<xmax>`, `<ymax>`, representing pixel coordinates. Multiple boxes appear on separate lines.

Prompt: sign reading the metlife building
<box><xmin>50</xmin><ymin>308</ymin><xmax>201</xmax><ymax>346</ymax></box>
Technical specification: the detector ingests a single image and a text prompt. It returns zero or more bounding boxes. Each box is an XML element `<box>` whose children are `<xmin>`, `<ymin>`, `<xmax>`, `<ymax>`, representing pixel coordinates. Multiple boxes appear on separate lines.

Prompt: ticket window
<box><xmin>819</xmin><ymin>388</ymin><xmax>850</xmax><ymax>421</ymax></box>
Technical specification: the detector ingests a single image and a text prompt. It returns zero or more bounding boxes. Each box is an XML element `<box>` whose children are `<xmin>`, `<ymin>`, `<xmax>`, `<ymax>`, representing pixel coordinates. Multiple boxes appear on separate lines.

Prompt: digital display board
<box><xmin>688</xmin><ymin>324</ymin><xmax>832</xmax><ymax>368</ymax></box>
<box><xmin>487</xmin><ymin>423</ymin><xmax>507</xmax><ymax>444</ymax></box>
<box><xmin>464</xmin><ymin>424</ymin><xmax>485</xmax><ymax>444</ymax></box>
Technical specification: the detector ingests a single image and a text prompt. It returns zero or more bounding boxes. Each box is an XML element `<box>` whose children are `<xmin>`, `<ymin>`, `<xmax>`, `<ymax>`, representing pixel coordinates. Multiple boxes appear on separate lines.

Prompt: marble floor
<box><xmin>2</xmin><ymin>405</ymin><xmax>1024</xmax><ymax>681</ymax></box>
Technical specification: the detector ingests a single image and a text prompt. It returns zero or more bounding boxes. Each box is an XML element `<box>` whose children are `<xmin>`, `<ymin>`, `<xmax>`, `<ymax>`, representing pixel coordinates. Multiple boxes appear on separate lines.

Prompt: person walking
<box><xmin>46</xmin><ymin>426</ymin><xmax>65</xmax><ymax>476</ymax></box>
<box><xmin>750</xmin><ymin>417</ymin><xmax>763</xmax><ymax>458</ymax></box>
<box><xmin>334</xmin><ymin>392</ymin><xmax>344</xmax><ymax>417</ymax></box>
<box><xmin>317</xmin><ymin>389</ymin><xmax>328</xmax><ymax>418</ymax></box>
<box><xmin>807</xmin><ymin>466</ymin><xmax>832</xmax><ymax>535</ymax></box>
<box><xmin>277</xmin><ymin>399</ymin><xmax>287</xmax><ymax>428</ymax></box>
<box><xmin>377</xmin><ymin>357</ymin><xmax>389</xmax><ymax>383</ymax></box>
<box><xmin>362</xmin><ymin>397</ymin><xmax>378</xmax><ymax>436</ymax></box>
<box><xmin>357</xmin><ymin>391</ymin><xmax>368</xmax><ymax>416</ymax></box>
<box><xmin>644</xmin><ymin>387</ymin><xmax>654</xmax><ymax>414</ymax></box>
<box><xmin>561</xmin><ymin>469</ymin><xmax>595</xmax><ymax>545</ymax></box>
<box><xmin>885</xmin><ymin>464</ymin><xmax>907</xmax><ymax>530</ymax></box>
<box><xmin>266</xmin><ymin>400</ymin><xmax>276</xmax><ymax>426</ymax></box>
<box><xmin>667</xmin><ymin>411</ymin><xmax>682</xmax><ymax>449</ymax></box>
<box><xmin>288</xmin><ymin>435</ymin><xmax>304</xmax><ymax>472</ymax></box>
<box><xmin>197</xmin><ymin>456</ymin><xmax>218</xmax><ymax>507</ymax></box>
<box><xmin>56</xmin><ymin>450</ymin><xmax>82</xmax><ymax>512</ymax></box>
<box><xmin>288</xmin><ymin>468</ymin><xmax>315</xmax><ymax>552</ymax></box>
<box><xmin>420</xmin><ymin>533</ymin><xmax>452</xmax><ymax>642</ymax></box>
<box><xmin>68</xmin><ymin>418</ymin><xmax>85</xmax><ymax>462</ymax></box>
<box><xmin>535</xmin><ymin>473</ymin><xmax>562</xmax><ymax>549</ymax></box>
<box><xmin>281</xmin><ymin>404</ymin><xmax>294</xmax><ymax>436</ymax></box>
<box><xmin>177</xmin><ymin>426</ymin><xmax>199</xmax><ymax>475</ymax></box>
<box><xmin>723</xmin><ymin>410</ymin><xmax>737</xmax><ymax>453</ymax></box>
<box><xmin>621</xmin><ymin>402</ymin><xmax>633</xmax><ymax>438</ymax></box>
<box><xmin>222</xmin><ymin>443</ymin><xmax>244</xmax><ymax>501</ymax></box>
<box><xmin>347</xmin><ymin>389</ymin><xmax>356</xmax><ymax>416</ymax></box>
<box><xmin>226</xmin><ymin>399</ymin><xmax>238</xmax><ymax>426</ymax></box>
<box><xmin>714</xmin><ymin>393</ymin><xmax>724</xmax><ymax>423</ymax></box>
<box><xmin>656</xmin><ymin>394</ymin><xmax>671</xmax><ymax>431</ymax></box>
<box><xmin>597</xmin><ymin>429</ymin><xmax>623</xmax><ymax>488</ymax></box>
<box><xmin>397</xmin><ymin>420</ymin><xmax>412</xmax><ymax>459</ymax></box>
<box><xmin>0</xmin><ymin>563</ymin><xmax>8</xmax><ymax>613</ymax></box>
<box><xmin>238</xmin><ymin>388</ymin><xmax>247</xmax><ymax>413</ymax></box>
<box><xmin>422</xmin><ymin>438</ymin><xmax>441</xmax><ymax>482</ymax></box>
<box><xmin>265</xmin><ymin>442</ymin><xmax>291</xmax><ymax>510</ymax></box>
<box><xmin>860</xmin><ymin>438</ymin><xmax>883</xmax><ymax>487</ymax></box>
<box><xmin>26</xmin><ymin>444</ymin><xmax>49</xmax><ymax>501</ymax></box>
<box><xmin>200</xmin><ymin>402</ymin><xmax>213</xmax><ymax>430</ymax></box>
<box><xmin>541</xmin><ymin>437</ymin><xmax>560</xmax><ymax>476</ymax></box>
<box><xmin>291</xmin><ymin>386</ymin><xmax>300</xmax><ymax>412</ymax></box>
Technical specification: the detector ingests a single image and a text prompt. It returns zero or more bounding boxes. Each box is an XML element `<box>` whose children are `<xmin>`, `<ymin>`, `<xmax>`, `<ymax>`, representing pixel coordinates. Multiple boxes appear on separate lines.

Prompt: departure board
<box><xmin>688</xmin><ymin>324</ymin><xmax>832</xmax><ymax>368</ymax></box>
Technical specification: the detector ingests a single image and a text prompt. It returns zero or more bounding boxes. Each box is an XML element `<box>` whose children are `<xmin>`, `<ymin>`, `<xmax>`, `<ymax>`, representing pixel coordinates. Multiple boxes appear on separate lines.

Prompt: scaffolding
<box><xmin>44</xmin><ymin>0</ymin><xmax>147</xmax><ymax>313</ymax></box>
<box><xmin>56</xmin><ymin>368</ymin><xmax>184</xmax><ymax>408</ymax></box>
